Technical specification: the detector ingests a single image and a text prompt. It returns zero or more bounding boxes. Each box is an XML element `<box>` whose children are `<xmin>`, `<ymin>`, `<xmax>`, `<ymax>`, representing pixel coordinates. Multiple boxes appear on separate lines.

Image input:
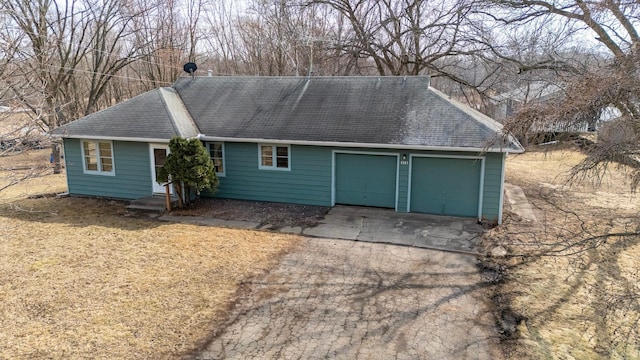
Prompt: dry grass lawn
<box><xmin>0</xmin><ymin>112</ymin><xmax>36</xmax><ymax>134</ymax></box>
<box><xmin>4</xmin><ymin>146</ymin><xmax>639</xmax><ymax>358</ymax></box>
<box><xmin>0</xmin><ymin>149</ymin><xmax>65</xmax><ymax>201</ymax></box>
<box><xmin>0</xmin><ymin>153</ymin><xmax>301</xmax><ymax>358</ymax></box>
<box><xmin>490</xmin><ymin>146</ymin><xmax>640</xmax><ymax>359</ymax></box>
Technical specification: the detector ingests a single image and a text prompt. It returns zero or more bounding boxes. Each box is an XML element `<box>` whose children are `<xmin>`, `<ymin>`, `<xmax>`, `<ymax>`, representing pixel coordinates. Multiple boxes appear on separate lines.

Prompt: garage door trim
<box><xmin>331</xmin><ymin>150</ymin><xmax>400</xmax><ymax>210</ymax></box>
<box><xmin>407</xmin><ymin>154</ymin><xmax>485</xmax><ymax>219</ymax></box>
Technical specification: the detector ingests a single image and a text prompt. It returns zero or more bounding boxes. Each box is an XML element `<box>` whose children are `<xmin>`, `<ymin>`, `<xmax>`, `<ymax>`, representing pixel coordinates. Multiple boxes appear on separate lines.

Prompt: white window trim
<box><xmin>206</xmin><ymin>142</ymin><xmax>226</xmax><ymax>177</ymax></box>
<box><xmin>258</xmin><ymin>144</ymin><xmax>291</xmax><ymax>171</ymax></box>
<box><xmin>80</xmin><ymin>140</ymin><xmax>115</xmax><ymax>176</ymax></box>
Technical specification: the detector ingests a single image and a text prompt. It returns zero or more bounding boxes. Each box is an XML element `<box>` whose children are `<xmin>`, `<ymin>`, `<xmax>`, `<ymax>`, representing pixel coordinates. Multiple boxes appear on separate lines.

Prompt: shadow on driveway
<box><xmin>162</xmin><ymin>205</ymin><xmax>485</xmax><ymax>255</ymax></box>
<box><xmin>195</xmin><ymin>238</ymin><xmax>502</xmax><ymax>360</ymax></box>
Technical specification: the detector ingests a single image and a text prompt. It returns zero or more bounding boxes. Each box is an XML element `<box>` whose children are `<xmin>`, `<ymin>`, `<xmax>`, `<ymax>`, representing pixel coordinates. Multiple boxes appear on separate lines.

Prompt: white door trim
<box><xmin>149</xmin><ymin>144</ymin><xmax>171</xmax><ymax>194</ymax></box>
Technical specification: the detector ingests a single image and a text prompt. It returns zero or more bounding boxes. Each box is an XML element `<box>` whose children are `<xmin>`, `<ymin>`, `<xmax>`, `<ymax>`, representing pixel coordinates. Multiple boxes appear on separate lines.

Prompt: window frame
<box><xmin>206</xmin><ymin>142</ymin><xmax>226</xmax><ymax>177</ymax></box>
<box><xmin>258</xmin><ymin>144</ymin><xmax>291</xmax><ymax>171</ymax></box>
<box><xmin>80</xmin><ymin>140</ymin><xmax>115</xmax><ymax>176</ymax></box>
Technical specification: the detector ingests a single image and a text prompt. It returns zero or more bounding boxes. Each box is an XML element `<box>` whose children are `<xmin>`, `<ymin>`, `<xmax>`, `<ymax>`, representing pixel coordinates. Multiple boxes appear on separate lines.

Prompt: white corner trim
<box><xmin>498</xmin><ymin>152</ymin><xmax>506</xmax><ymax>225</ymax></box>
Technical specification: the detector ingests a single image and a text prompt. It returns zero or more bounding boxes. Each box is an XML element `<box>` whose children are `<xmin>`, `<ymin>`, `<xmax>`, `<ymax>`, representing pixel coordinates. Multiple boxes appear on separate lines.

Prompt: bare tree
<box><xmin>201</xmin><ymin>0</ymin><xmax>339</xmax><ymax>76</ymax></box>
<box><xmin>0</xmin><ymin>14</ymin><xmax>51</xmax><ymax>192</ymax></box>
<box><xmin>0</xmin><ymin>0</ymin><xmax>158</xmax><ymax>173</ymax></box>
<box><xmin>484</xmin><ymin>0</ymin><xmax>640</xmax><ymax>188</ymax></box>
<box><xmin>470</xmin><ymin>2</ymin><xmax>640</xmax><ymax>357</ymax></box>
<box><xmin>309</xmin><ymin>0</ymin><xmax>483</xmax><ymax>77</ymax></box>
<box><xmin>80</xmin><ymin>0</ymin><xmax>149</xmax><ymax>115</ymax></box>
<box><xmin>124</xmin><ymin>0</ymin><xmax>208</xmax><ymax>88</ymax></box>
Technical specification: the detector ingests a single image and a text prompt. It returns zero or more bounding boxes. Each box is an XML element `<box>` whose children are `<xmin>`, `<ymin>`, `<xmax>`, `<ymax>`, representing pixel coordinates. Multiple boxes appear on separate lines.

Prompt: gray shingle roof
<box><xmin>174</xmin><ymin>76</ymin><xmax>521</xmax><ymax>152</ymax></box>
<box><xmin>56</xmin><ymin>76</ymin><xmax>522</xmax><ymax>152</ymax></box>
<box><xmin>53</xmin><ymin>88</ymin><xmax>198</xmax><ymax>140</ymax></box>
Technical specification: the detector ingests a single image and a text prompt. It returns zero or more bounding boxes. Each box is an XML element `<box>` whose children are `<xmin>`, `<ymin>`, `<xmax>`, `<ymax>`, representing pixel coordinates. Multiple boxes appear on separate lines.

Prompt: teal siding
<box><xmin>63</xmin><ymin>139</ymin><xmax>152</xmax><ymax>199</ymax></box>
<box><xmin>335</xmin><ymin>153</ymin><xmax>396</xmax><ymax>208</ymax></box>
<box><xmin>481</xmin><ymin>152</ymin><xmax>504</xmax><ymax>222</ymax></box>
<box><xmin>208</xmin><ymin>143</ymin><xmax>332</xmax><ymax>206</ymax></box>
<box><xmin>62</xmin><ymin>137</ymin><xmax>504</xmax><ymax>222</ymax></box>
<box><xmin>209</xmin><ymin>143</ymin><xmax>504</xmax><ymax>222</ymax></box>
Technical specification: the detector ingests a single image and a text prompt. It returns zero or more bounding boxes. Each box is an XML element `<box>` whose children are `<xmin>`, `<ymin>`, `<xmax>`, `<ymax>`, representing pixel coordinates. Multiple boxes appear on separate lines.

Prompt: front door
<box><xmin>150</xmin><ymin>144</ymin><xmax>171</xmax><ymax>194</ymax></box>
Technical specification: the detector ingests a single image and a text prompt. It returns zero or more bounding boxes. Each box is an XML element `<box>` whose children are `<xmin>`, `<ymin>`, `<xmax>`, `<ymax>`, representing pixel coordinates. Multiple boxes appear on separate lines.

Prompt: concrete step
<box><xmin>127</xmin><ymin>195</ymin><xmax>178</xmax><ymax>212</ymax></box>
<box><xmin>126</xmin><ymin>204</ymin><xmax>167</xmax><ymax>212</ymax></box>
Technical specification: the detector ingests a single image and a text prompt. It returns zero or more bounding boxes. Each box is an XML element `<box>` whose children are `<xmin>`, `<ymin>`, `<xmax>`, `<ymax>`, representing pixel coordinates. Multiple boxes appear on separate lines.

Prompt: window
<box><xmin>207</xmin><ymin>142</ymin><xmax>225</xmax><ymax>176</ymax></box>
<box><xmin>82</xmin><ymin>140</ymin><xmax>114</xmax><ymax>175</ymax></box>
<box><xmin>259</xmin><ymin>144</ymin><xmax>290</xmax><ymax>170</ymax></box>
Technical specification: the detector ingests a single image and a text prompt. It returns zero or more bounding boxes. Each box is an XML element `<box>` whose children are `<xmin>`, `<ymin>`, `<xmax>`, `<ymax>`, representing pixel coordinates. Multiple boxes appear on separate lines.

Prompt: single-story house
<box><xmin>53</xmin><ymin>76</ymin><xmax>523</xmax><ymax>224</ymax></box>
<box><xmin>489</xmin><ymin>82</ymin><xmax>562</xmax><ymax>122</ymax></box>
<box><xmin>489</xmin><ymin>81</ymin><xmax>599</xmax><ymax>133</ymax></box>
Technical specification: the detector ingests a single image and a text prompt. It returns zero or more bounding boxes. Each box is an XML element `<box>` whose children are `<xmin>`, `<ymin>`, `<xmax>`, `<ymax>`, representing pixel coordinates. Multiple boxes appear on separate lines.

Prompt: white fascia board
<box><xmin>198</xmin><ymin>135</ymin><xmax>521</xmax><ymax>153</ymax></box>
<box><xmin>56</xmin><ymin>134</ymin><xmax>170</xmax><ymax>143</ymax></box>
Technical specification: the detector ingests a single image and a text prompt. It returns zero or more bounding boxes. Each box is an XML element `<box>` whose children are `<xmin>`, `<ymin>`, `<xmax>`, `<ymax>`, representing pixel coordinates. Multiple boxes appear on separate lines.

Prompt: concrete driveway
<box><xmin>196</xmin><ymin>238</ymin><xmax>502</xmax><ymax>359</ymax></box>
<box><xmin>303</xmin><ymin>206</ymin><xmax>484</xmax><ymax>254</ymax></box>
<box><xmin>162</xmin><ymin>205</ymin><xmax>485</xmax><ymax>254</ymax></box>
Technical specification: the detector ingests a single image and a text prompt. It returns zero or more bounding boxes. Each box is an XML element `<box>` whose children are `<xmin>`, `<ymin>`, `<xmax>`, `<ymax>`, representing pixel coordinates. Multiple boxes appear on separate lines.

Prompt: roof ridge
<box><xmin>158</xmin><ymin>87</ymin><xmax>200</xmax><ymax>138</ymax></box>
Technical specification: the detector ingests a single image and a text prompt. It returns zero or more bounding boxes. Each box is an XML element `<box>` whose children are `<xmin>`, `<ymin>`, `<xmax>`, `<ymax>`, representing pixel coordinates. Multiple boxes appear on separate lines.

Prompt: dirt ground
<box><xmin>482</xmin><ymin>145</ymin><xmax>640</xmax><ymax>359</ymax></box>
<box><xmin>173</xmin><ymin>198</ymin><xmax>330</xmax><ymax>228</ymax></box>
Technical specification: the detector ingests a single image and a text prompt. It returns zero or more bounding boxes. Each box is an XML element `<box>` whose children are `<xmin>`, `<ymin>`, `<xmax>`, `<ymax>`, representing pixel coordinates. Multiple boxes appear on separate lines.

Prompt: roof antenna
<box><xmin>306</xmin><ymin>39</ymin><xmax>314</xmax><ymax>79</ymax></box>
<box><xmin>302</xmin><ymin>36</ymin><xmax>332</xmax><ymax>79</ymax></box>
<box><xmin>183</xmin><ymin>62</ymin><xmax>197</xmax><ymax>79</ymax></box>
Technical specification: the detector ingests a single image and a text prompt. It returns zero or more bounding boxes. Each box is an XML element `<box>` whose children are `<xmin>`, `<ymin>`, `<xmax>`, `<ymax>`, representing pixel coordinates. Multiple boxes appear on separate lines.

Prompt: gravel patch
<box><xmin>172</xmin><ymin>198</ymin><xmax>331</xmax><ymax>228</ymax></box>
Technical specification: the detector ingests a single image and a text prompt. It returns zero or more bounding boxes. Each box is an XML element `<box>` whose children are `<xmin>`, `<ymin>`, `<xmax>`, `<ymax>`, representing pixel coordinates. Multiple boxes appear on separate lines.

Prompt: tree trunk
<box><xmin>173</xmin><ymin>180</ymin><xmax>183</xmax><ymax>208</ymax></box>
<box><xmin>51</xmin><ymin>143</ymin><xmax>61</xmax><ymax>174</ymax></box>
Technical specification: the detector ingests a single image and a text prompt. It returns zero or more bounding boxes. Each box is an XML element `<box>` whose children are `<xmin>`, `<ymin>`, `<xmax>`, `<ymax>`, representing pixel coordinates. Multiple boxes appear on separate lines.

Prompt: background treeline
<box><xmin>0</xmin><ymin>0</ymin><xmax>638</xmax><ymax>184</ymax></box>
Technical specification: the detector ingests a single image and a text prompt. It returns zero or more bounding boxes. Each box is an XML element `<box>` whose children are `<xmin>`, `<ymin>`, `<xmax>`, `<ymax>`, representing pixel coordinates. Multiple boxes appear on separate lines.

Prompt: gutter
<box><xmin>198</xmin><ymin>135</ymin><xmax>524</xmax><ymax>154</ymax></box>
<box><xmin>52</xmin><ymin>133</ymin><xmax>523</xmax><ymax>154</ymax></box>
<box><xmin>52</xmin><ymin>134</ymin><xmax>171</xmax><ymax>143</ymax></box>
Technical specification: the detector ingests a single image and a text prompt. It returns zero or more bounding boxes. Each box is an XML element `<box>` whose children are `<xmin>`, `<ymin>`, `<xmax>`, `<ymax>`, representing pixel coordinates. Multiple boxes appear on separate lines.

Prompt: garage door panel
<box><xmin>335</xmin><ymin>154</ymin><xmax>396</xmax><ymax>208</ymax></box>
<box><xmin>410</xmin><ymin>157</ymin><xmax>480</xmax><ymax>217</ymax></box>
